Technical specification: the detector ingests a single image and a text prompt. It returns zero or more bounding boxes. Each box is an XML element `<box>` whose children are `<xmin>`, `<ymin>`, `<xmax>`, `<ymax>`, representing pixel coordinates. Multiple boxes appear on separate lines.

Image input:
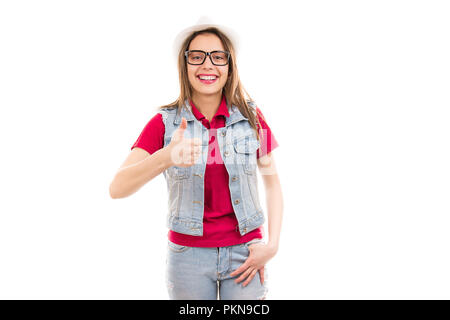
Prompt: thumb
<box><xmin>174</xmin><ymin>117</ymin><xmax>187</xmax><ymax>140</ymax></box>
<box><xmin>180</xmin><ymin>117</ymin><xmax>187</xmax><ymax>129</ymax></box>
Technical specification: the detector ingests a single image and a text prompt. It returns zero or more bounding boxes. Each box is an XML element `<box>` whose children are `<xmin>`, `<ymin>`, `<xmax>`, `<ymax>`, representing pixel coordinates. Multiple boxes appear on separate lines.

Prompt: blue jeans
<box><xmin>165</xmin><ymin>238</ymin><xmax>268</xmax><ymax>300</ymax></box>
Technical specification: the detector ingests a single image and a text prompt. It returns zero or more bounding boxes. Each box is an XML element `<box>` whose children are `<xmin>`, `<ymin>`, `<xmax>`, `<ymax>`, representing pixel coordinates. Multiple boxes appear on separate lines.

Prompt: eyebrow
<box><xmin>188</xmin><ymin>49</ymin><xmax>225</xmax><ymax>51</ymax></box>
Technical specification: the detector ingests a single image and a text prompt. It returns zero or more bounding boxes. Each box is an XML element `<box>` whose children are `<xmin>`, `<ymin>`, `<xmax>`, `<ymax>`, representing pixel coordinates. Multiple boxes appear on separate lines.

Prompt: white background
<box><xmin>1</xmin><ymin>0</ymin><xmax>449</xmax><ymax>299</ymax></box>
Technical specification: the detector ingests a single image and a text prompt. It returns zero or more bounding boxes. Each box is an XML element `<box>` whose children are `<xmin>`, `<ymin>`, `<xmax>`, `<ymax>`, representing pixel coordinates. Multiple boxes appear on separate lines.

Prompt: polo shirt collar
<box><xmin>189</xmin><ymin>94</ymin><xmax>230</xmax><ymax>121</ymax></box>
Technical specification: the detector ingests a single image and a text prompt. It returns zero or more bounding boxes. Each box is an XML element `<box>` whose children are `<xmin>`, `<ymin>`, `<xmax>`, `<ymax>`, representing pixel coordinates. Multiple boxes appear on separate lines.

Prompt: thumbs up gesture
<box><xmin>167</xmin><ymin>117</ymin><xmax>202</xmax><ymax>167</ymax></box>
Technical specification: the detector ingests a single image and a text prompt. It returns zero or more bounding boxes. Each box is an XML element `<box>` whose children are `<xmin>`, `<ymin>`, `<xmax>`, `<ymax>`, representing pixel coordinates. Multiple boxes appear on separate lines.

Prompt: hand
<box><xmin>229</xmin><ymin>242</ymin><xmax>276</xmax><ymax>287</ymax></box>
<box><xmin>167</xmin><ymin>117</ymin><xmax>202</xmax><ymax>167</ymax></box>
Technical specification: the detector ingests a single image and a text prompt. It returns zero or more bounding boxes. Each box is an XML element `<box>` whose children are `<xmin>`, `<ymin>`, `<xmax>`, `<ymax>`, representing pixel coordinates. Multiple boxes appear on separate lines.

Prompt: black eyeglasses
<box><xmin>185</xmin><ymin>50</ymin><xmax>230</xmax><ymax>66</ymax></box>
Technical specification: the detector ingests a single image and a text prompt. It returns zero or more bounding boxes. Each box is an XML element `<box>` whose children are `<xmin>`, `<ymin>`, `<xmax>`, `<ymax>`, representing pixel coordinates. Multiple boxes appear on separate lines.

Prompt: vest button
<box><xmin>221</xmin><ymin>131</ymin><xmax>226</xmax><ymax>136</ymax></box>
<box><xmin>234</xmin><ymin>199</ymin><xmax>240</xmax><ymax>204</ymax></box>
<box><xmin>224</xmin><ymin>151</ymin><xmax>229</xmax><ymax>156</ymax></box>
<box><xmin>232</xmin><ymin>176</ymin><xmax>238</xmax><ymax>182</ymax></box>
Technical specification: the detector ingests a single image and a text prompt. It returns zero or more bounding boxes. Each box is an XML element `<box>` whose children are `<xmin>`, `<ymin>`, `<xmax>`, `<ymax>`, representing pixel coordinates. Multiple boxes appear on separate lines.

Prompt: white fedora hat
<box><xmin>172</xmin><ymin>16</ymin><xmax>241</xmax><ymax>63</ymax></box>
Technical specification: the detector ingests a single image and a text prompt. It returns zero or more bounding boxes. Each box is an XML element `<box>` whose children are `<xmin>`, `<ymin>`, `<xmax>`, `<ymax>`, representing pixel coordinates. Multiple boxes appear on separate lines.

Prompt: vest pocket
<box><xmin>233</xmin><ymin>136</ymin><xmax>260</xmax><ymax>175</ymax></box>
<box><xmin>167</xmin><ymin>166</ymin><xmax>189</xmax><ymax>180</ymax></box>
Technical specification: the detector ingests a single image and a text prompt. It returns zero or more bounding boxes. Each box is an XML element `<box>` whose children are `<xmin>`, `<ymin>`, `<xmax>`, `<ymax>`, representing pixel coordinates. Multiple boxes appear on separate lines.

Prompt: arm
<box><xmin>230</xmin><ymin>151</ymin><xmax>283</xmax><ymax>286</ymax></box>
<box><xmin>109</xmin><ymin>146</ymin><xmax>173</xmax><ymax>199</ymax></box>
<box><xmin>109</xmin><ymin>117</ymin><xmax>199</xmax><ymax>199</ymax></box>
<box><xmin>257</xmin><ymin>152</ymin><xmax>283</xmax><ymax>255</ymax></box>
<box><xmin>229</xmin><ymin>105</ymin><xmax>283</xmax><ymax>287</ymax></box>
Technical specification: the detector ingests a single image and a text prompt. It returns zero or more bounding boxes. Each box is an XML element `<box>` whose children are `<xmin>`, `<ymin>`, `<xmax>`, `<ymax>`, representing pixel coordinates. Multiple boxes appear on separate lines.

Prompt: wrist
<box><xmin>161</xmin><ymin>145</ymin><xmax>174</xmax><ymax>168</ymax></box>
<box><xmin>267</xmin><ymin>241</ymin><xmax>279</xmax><ymax>256</ymax></box>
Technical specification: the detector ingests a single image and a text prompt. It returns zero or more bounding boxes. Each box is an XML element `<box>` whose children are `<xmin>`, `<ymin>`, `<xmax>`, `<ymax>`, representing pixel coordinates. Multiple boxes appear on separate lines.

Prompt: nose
<box><xmin>202</xmin><ymin>55</ymin><xmax>214</xmax><ymax>68</ymax></box>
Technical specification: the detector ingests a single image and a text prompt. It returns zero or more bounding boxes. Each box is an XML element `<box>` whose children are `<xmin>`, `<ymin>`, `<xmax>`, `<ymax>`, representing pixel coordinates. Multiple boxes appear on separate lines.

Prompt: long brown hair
<box><xmin>158</xmin><ymin>27</ymin><xmax>261</xmax><ymax>142</ymax></box>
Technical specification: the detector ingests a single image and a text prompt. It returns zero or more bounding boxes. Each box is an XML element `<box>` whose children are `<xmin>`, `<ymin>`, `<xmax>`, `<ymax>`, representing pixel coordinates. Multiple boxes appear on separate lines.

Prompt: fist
<box><xmin>168</xmin><ymin>117</ymin><xmax>202</xmax><ymax>167</ymax></box>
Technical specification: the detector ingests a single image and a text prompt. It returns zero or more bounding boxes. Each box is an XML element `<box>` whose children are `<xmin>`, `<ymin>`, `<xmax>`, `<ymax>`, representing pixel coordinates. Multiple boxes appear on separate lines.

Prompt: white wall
<box><xmin>0</xmin><ymin>0</ymin><xmax>449</xmax><ymax>299</ymax></box>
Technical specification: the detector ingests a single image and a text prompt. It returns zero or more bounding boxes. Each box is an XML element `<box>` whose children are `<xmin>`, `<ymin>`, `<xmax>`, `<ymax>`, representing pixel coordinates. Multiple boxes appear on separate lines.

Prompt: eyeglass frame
<box><xmin>184</xmin><ymin>50</ymin><xmax>231</xmax><ymax>66</ymax></box>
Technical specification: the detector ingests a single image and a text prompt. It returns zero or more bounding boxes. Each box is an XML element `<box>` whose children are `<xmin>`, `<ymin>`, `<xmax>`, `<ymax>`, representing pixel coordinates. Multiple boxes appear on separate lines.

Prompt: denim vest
<box><xmin>159</xmin><ymin>99</ymin><xmax>264</xmax><ymax>237</ymax></box>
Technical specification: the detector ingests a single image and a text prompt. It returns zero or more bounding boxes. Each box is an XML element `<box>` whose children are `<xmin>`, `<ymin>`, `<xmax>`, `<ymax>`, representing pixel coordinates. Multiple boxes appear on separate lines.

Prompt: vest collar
<box><xmin>173</xmin><ymin>99</ymin><xmax>248</xmax><ymax>127</ymax></box>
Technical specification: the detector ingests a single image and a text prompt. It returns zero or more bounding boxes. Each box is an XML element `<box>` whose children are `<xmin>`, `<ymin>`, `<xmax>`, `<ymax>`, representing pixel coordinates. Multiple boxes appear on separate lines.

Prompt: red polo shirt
<box><xmin>131</xmin><ymin>94</ymin><xmax>279</xmax><ymax>247</ymax></box>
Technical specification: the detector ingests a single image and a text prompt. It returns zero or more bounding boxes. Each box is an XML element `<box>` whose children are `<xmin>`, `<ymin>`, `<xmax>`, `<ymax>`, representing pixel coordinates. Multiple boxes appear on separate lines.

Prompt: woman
<box><xmin>109</xmin><ymin>18</ymin><xmax>284</xmax><ymax>300</ymax></box>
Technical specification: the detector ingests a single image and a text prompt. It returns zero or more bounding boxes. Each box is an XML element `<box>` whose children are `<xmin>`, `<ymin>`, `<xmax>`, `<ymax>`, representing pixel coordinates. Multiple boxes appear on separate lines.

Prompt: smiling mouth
<box><xmin>197</xmin><ymin>76</ymin><xmax>218</xmax><ymax>84</ymax></box>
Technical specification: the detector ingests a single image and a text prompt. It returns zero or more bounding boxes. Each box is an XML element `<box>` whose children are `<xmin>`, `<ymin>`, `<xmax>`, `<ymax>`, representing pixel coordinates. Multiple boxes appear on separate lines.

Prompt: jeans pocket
<box><xmin>244</xmin><ymin>238</ymin><xmax>264</xmax><ymax>252</ymax></box>
<box><xmin>167</xmin><ymin>240</ymin><xmax>191</xmax><ymax>253</ymax></box>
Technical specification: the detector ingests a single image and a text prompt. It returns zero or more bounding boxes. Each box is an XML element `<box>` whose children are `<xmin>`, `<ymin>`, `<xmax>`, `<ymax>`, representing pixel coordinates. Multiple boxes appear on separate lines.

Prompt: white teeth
<box><xmin>198</xmin><ymin>76</ymin><xmax>217</xmax><ymax>80</ymax></box>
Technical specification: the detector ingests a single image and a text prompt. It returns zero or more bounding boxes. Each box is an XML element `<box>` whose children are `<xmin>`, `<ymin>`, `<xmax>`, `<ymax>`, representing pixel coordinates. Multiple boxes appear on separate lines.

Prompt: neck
<box><xmin>191</xmin><ymin>91</ymin><xmax>222</xmax><ymax>121</ymax></box>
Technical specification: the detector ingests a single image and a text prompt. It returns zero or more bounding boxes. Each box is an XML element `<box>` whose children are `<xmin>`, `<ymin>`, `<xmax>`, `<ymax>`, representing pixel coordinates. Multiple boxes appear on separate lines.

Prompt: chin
<box><xmin>194</xmin><ymin>86</ymin><xmax>224</xmax><ymax>95</ymax></box>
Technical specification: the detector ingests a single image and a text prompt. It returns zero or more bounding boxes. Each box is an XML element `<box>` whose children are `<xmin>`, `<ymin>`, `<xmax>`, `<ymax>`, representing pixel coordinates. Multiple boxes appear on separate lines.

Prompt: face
<box><xmin>186</xmin><ymin>33</ymin><xmax>229</xmax><ymax>98</ymax></box>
